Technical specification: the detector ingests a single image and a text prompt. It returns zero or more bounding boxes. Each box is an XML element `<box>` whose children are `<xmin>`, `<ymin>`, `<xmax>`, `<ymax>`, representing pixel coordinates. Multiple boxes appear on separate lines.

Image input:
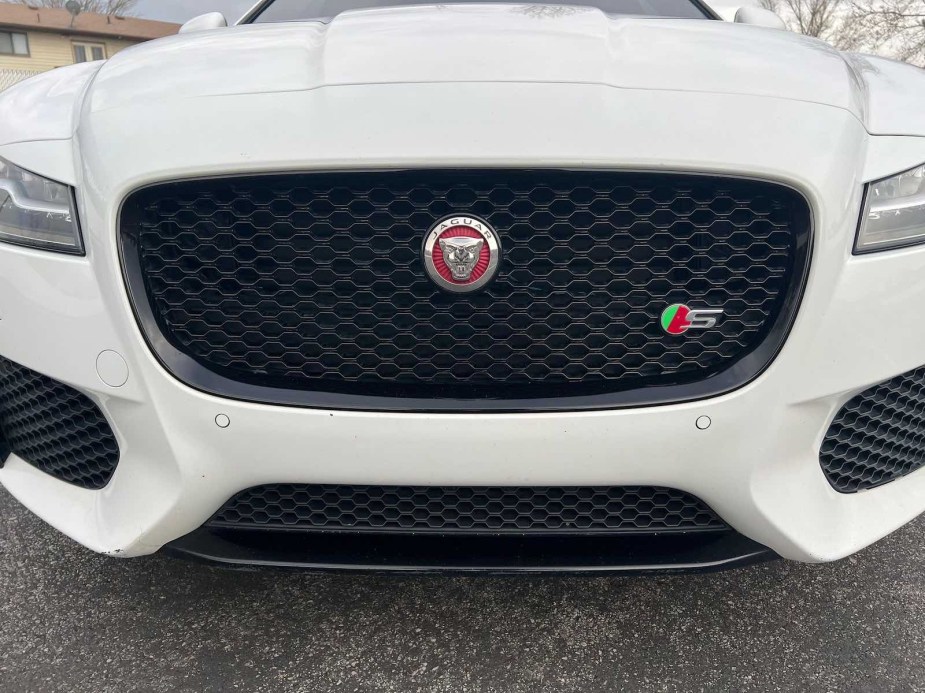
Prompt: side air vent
<box><xmin>0</xmin><ymin>357</ymin><xmax>120</xmax><ymax>490</ymax></box>
<box><xmin>820</xmin><ymin>366</ymin><xmax>925</xmax><ymax>493</ymax></box>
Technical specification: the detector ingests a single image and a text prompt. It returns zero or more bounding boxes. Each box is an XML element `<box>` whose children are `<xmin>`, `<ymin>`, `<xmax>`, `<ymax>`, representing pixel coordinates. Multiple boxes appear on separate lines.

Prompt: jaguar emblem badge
<box><xmin>423</xmin><ymin>215</ymin><xmax>501</xmax><ymax>293</ymax></box>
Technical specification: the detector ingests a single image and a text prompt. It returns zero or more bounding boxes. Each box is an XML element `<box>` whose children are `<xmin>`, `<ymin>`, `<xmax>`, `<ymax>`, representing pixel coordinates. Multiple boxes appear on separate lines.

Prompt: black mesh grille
<box><xmin>122</xmin><ymin>170</ymin><xmax>810</xmax><ymax>406</ymax></box>
<box><xmin>0</xmin><ymin>357</ymin><xmax>119</xmax><ymax>490</ymax></box>
<box><xmin>821</xmin><ymin>366</ymin><xmax>925</xmax><ymax>493</ymax></box>
<box><xmin>209</xmin><ymin>484</ymin><xmax>727</xmax><ymax>534</ymax></box>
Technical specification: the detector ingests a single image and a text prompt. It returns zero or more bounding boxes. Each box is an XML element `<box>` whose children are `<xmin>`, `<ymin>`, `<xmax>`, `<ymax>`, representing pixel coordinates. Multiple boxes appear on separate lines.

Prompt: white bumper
<box><xmin>1</xmin><ymin>83</ymin><xmax>925</xmax><ymax>563</ymax></box>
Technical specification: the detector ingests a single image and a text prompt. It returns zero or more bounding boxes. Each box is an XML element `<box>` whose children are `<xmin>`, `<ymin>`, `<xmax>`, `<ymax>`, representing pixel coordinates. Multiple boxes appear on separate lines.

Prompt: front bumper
<box><xmin>2</xmin><ymin>217</ymin><xmax>925</xmax><ymax>567</ymax></box>
<box><xmin>1</xmin><ymin>84</ymin><xmax>925</xmax><ymax>568</ymax></box>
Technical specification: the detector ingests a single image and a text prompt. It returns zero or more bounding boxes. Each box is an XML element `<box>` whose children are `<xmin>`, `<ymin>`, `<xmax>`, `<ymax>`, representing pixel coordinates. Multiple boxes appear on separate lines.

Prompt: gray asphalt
<box><xmin>0</xmin><ymin>487</ymin><xmax>923</xmax><ymax>693</ymax></box>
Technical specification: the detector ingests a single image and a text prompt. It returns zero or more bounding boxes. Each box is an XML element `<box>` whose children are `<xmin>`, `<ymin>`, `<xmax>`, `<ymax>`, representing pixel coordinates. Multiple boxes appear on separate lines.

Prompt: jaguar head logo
<box><xmin>438</xmin><ymin>237</ymin><xmax>485</xmax><ymax>281</ymax></box>
<box><xmin>423</xmin><ymin>215</ymin><xmax>501</xmax><ymax>294</ymax></box>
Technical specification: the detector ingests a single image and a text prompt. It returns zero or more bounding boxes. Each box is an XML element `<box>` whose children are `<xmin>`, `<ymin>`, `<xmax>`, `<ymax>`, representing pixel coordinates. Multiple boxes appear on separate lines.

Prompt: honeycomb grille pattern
<box><xmin>123</xmin><ymin>170</ymin><xmax>807</xmax><ymax>401</ymax></box>
<box><xmin>0</xmin><ymin>357</ymin><xmax>119</xmax><ymax>490</ymax></box>
<box><xmin>210</xmin><ymin>484</ymin><xmax>727</xmax><ymax>534</ymax></box>
<box><xmin>821</xmin><ymin>366</ymin><xmax>925</xmax><ymax>493</ymax></box>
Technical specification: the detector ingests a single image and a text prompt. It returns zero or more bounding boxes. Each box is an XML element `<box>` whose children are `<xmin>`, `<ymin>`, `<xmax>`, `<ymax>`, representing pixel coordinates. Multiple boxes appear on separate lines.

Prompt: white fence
<box><xmin>0</xmin><ymin>69</ymin><xmax>41</xmax><ymax>92</ymax></box>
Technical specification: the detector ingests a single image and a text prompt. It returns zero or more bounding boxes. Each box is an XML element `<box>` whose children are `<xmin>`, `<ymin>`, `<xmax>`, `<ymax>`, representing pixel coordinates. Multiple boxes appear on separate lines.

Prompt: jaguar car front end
<box><xmin>1</xmin><ymin>0</ymin><xmax>924</xmax><ymax>572</ymax></box>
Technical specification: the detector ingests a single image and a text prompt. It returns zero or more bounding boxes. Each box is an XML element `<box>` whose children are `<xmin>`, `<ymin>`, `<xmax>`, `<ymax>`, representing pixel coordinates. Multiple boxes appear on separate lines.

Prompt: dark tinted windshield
<box><xmin>249</xmin><ymin>0</ymin><xmax>712</xmax><ymax>22</ymax></box>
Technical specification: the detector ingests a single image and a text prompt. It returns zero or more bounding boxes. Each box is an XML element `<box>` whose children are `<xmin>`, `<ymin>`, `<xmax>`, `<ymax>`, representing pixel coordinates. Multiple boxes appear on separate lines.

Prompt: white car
<box><xmin>0</xmin><ymin>0</ymin><xmax>924</xmax><ymax>573</ymax></box>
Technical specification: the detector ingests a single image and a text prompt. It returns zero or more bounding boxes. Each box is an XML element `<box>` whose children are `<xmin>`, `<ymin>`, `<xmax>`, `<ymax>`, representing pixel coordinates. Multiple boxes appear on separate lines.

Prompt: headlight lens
<box><xmin>0</xmin><ymin>157</ymin><xmax>83</xmax><ymax>254</ymax></box>
<box><xmin>856</xmin><ymin>163</ymin><xmax>925</xmax><ymax>254</ymax></box>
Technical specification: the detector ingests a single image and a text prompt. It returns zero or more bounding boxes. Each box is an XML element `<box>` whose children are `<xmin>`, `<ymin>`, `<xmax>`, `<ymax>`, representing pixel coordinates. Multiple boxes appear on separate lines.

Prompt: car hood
<box><xmin>87</xmin><ymin>5</ymin><xmax>865</xmax><ymax>117</ymax></box>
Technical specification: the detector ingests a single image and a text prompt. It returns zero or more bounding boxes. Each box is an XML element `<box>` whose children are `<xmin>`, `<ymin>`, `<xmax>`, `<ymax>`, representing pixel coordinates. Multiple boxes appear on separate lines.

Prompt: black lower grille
<box><xmin>121</xmin><ymin>170</ymin><xmax>810</xmax><ymax>410</ymax></box>
<box><xmin>209</xmin><ymin>484</ymin><xmax>727</xmax><ymax>534</ymax></box>
<box><xmin>0</xmin><ymin>357</ymin><xmax>120</xmax><ymax>490</ymax></box>
<box><xmin>821</xmin><ymin>366</ymin><xmax>925</xmax><ymax>493</ymax></box>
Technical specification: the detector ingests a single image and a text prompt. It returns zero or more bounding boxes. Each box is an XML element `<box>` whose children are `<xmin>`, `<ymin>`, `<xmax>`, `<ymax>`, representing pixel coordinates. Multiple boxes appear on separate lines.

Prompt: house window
<box><xmin>73</xmin><ymin>42</ymin><xmax>106</xmax><ymax>63</ymax></box>
<box><xmin>0</xmin><ymin>31</ymin><xmax>29</xmax><ymax>56</ymax></box>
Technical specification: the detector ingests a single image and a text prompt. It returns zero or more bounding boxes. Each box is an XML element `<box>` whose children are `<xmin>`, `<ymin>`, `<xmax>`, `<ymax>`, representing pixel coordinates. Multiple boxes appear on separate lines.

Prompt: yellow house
<box><xmin>0</xmin><ymin>2</ymin><xmax>178</xmax><ymax>90</ymax></box>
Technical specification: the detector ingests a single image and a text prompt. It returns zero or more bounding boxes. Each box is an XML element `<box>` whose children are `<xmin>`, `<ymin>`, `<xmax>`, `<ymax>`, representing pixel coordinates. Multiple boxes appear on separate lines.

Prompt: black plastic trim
<box><xmin>119</xmin><ymin>168</ymin><xmax>813</xmax><ymax>413</ymax></box>
<box><xmin>0</xmin><ymin>429</ymin><xmax>9</xmax><ymax>467</ymax></box>
<box><xmin>164</xmin><ymin>526</ymin><xmax>777</xmax><ymax>575</ymax></box>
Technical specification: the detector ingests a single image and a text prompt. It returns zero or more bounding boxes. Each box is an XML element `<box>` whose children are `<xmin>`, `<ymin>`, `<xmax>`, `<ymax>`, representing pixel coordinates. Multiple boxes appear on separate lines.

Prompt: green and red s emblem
<box><xmin>660</xmin><ymin>304</ymin><xmax>724</xmax><ymax>335</ymax></box>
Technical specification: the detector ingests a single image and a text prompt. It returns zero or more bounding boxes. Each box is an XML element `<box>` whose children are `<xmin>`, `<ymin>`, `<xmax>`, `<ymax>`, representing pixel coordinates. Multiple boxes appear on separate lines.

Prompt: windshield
<box><xmin>247</xmin><ymin>0</ymin><xmax>713</xmax><ymax>22</ymax></box>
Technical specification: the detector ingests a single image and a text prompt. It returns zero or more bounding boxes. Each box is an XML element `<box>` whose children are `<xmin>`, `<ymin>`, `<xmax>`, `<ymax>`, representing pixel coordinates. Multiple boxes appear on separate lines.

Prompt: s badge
<box><xmin>660</xmin><ymin>304</ymin><xmax>723</xmax><ymax>335</ymax></box>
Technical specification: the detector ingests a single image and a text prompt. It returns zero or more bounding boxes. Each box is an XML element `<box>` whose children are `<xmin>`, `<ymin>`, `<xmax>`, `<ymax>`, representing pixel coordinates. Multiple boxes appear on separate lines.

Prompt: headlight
<box><xmin>0</xmin><ymin>157</ymin><xmax>83</xmax><ymax>254</ymax></box>
<box><xmin>856</xmin><ymin>163</ymin><xmax>925</xmax><ymax>254</ymax></box>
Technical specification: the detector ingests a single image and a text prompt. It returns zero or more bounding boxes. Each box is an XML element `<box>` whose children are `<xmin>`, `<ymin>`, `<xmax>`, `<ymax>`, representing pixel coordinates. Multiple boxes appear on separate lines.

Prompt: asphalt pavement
<box><xmin>0</xmin><ymin>487</ymin><xmax>923</xmax><ymax>693</ymax></box>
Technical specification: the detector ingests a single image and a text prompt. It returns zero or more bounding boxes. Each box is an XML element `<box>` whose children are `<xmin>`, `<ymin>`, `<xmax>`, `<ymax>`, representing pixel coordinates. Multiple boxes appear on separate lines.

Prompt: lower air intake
<box><xmin>209</xmin><ymin>484</ymin><xmax>727</xmax><ymax>534</ymax></box>
<box><xmin>820</xmin><ymin>366</ymin><xmax>925</xmax><ymax>493</ymax></box>
<box><xmin>0</xmin><ymin>357</ymin><xmax>120</xmax><ymax>490</ymax></box>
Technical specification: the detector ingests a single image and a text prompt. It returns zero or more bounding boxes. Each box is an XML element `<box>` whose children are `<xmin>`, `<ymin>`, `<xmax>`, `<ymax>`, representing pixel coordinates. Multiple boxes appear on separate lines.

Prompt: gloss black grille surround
<box><xmin>821</xmin><ymin>366</ymin><xmax>925</xmax><ymax>493</ymax></box>
<box><xmin>209</xmin><ymin>484</ymin><xmax>728</xmax><ymax>534</ymax></box>
<box><xmin>0</xmin><ymin>357</ymin><xmax>120</xmax><ymax>490</ymax></box>
<box><xmin>120</xmin><ymin>170</ymin><xmax>811</xmax><ymax>411</ymax></box>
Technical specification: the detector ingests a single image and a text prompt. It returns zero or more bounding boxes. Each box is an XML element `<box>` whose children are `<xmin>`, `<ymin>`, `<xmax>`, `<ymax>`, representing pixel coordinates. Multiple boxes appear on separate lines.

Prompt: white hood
<box><xmin>88</xmin><ymin>6</ymin><xmax>865</xmax><ymax>116</ymax></box>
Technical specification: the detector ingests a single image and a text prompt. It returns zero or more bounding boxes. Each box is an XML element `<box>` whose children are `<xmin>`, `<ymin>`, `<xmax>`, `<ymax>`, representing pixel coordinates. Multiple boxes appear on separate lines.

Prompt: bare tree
<box><xmin>761</xmin><ymin>0</ymin><xmax>925</xmax><ymax>66</ymax></box>
<box><xmin>760</xmin><ymin>0</ymin><xmax>848</xmax><ymax>37</ymax></box>
<box><xmin>18</xmin><ymin>0</ymin><xmax>138</xmax><ymax>16</ymax></box>
<box><xmin>848</xmin><ymin>0</ymin><xmax>925</xmax><ymax>65</ymax></box>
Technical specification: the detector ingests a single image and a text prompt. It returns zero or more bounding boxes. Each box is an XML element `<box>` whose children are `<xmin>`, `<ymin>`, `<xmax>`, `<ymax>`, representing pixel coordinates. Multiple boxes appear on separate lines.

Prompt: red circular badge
<box><xmin>423</xmin><ymin>216</ymin><xmax>501</xmax><ymax>293</ymax></box>
<box><xmin>431</xmin><ymin>226</ymin><xmax>491</xmax><ymax>285</ymax></box>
